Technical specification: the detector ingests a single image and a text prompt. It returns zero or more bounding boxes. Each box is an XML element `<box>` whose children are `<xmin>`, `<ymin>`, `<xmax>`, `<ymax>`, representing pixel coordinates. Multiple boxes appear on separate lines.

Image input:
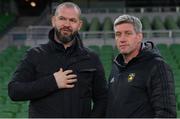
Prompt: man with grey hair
<box><xmin>106</xmin><ymin>14</ymin><xmax>176</xmax><ymax>117</ymax></box>
<box><xmin>8</xmin><ymin>2</ymin><xmax>107</xmax><ymax>118</ymax></box>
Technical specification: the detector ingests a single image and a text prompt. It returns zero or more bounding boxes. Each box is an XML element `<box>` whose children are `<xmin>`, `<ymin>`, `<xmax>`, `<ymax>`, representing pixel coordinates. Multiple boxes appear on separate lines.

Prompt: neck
<box><xmin>63</xmin><ymin>41</ymin><xmax>74</xmax><ymax>49</ymax></box>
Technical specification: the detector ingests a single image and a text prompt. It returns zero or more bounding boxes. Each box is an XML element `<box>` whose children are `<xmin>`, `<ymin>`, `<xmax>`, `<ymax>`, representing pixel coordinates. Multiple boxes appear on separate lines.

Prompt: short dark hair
<box><xmin>114</xmin><ymin>14</ymin><xmax>142</xmax><ymax>33</ymax></box>
<box><xmin>54</xmin><ymin>2</ymin><xmax>81</xmax><ymax>17</ymax></box>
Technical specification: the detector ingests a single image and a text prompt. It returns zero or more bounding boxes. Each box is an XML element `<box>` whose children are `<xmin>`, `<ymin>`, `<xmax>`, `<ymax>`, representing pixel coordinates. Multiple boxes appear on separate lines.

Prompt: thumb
<box><xmin>59</xmin><ymin>68</ymin><xmax>63</xmax><ymax>72</ymax></box>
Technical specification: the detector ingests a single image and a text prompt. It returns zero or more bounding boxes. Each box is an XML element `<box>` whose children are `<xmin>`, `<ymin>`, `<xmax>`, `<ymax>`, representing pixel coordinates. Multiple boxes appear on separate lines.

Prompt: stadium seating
<box><xmin>79</xmin><ymin>16</ymin><xmax>180</xmax><ymax>32</ymax></box>
<box><xmin>1</xmin><ymin>0</ymin><xmax>180</xmax><ymax>117</ymax></box>
<box><xmin>164</xmin><ymin>16</ymin><xmax>179</xmax><ymax>30</ymax></box>
<box><xmin>0</xmin><ymin>45</ymin><xmax>29</xmax><ymax>118</ymax></box>
<box><xmin>157</xmin><ymin>44</ymin><xmax>180</xmax><ymax>115</ymax></box>
<box><xmin>80</xmin><ymin>17</ymin><xmax>89</xmax><ymax>32</ymax></box>
<box><xmin>0</xmin><ymin>43</ymin><xmax>180</xmax><ymax>117</ymax></box>
<box><xmin>78</xmin><ymin>15</ymin><xmax>180</xmax><ymax>39</ymax></box>
<box><xmin>88</xmin><ymin>45</ymin><xmax>100</xmax><ymax>55</ymax></box>
<box><xmin>102</xmin><ymin>17</ymin><xmax>113</xmax><ymax>39</ymax></box>
<box><xmin>99</xmin><ymin>45</ymin><xmax>114</xmax><ymax>78</ymax></box>
<box><xmin>102</xmin><ymin>17</ymin><xmax>113</xmax><ymax>31</ymax></box>
<box><xmin>151</xmin><ymin>16</ymin><xmax>166</xmax><ymax>37</ymax></box>
<box><xmin>0</xmin><ymin>14</ymin><xmax>15</xmax><ymax>35</ymax></box>
<box><xmin>177</xmin><ymin>16</ymin><xmax>180</xmax><ymax>28</ymax></box>
<box><xmin>89</xmin><ymin>17</ymin><xmax>101</xmax><ymax>31</ymax></box>
<box><xmin>141</xmin><ymin>16</ymin><xmax>152</xmax><ymax>30</ymax></box>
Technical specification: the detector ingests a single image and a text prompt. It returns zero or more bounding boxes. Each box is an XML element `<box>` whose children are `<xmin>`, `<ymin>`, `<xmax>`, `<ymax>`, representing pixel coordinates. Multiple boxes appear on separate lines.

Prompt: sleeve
<box><xmin>8</xmin><ymin>49</ymin><xmax>59</xmax><ymax>101</ymax></box>
<box><xmin>147</xmin><ymin>60</ymin><xmax>177</xmax><ymax>118</ymax></box>
<box><xmin>91</xmin><ymin>53</ymin><xmax>108</xmax><ymax>117</ymax></box>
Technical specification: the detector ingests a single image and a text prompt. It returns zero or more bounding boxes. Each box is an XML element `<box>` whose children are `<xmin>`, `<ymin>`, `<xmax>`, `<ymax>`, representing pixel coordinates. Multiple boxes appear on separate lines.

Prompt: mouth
<box><xmin>119</xmin><ymin>44</ymin><xmax>129</xmax><ymax>51</ymax></box>
<box><xmin>61</xmin><ymin>30</ymin><xmax>72</xmax><ymax>35</ymax></box>
<box><xmin>61</xmin><ymin>29</ymin><xmax>72</xmax><ymax>35</ymax></box>
<box><xmin>120</xmin><ymin>44</ymin><xmax>128</xmax><ymax>48</ymax></box>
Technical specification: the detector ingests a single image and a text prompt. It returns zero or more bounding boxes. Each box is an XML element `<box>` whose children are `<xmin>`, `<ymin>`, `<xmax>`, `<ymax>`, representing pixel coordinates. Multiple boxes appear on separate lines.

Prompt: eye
<box><xmin>125</xmin><ymin>31</ymin><xmax>133</xmax><ymax>35</ymax></box>
<box><xmin>115</xmin><ymin>32</ymin><xmax>121</xmax><ymax>37</ymax></box>
<box><xmin>58</xmin><ymin>16</ymin><xmax>66</xmax><ymax>21</ymax></box>
<box><xmin>69</xmin><ymin>18</ymin><xmax>78</xmax><ymax>23</ymax></box>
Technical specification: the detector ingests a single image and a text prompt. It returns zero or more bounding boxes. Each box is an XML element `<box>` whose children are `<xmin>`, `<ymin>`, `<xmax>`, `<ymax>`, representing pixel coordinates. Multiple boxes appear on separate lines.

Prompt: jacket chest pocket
<box><xmin>127</xmin><ymin>75</ymin><xmax>147</xmax><ymax>97</ymax></box>
<box><xmin>77</xmin><ymin>68</ymin><xmax>96</xmax><ymax>98</ymax></box>
<box><xmin>36</xmin><ymin>63</ymin><xmax>60</xmax><ymax>78</ymax></box>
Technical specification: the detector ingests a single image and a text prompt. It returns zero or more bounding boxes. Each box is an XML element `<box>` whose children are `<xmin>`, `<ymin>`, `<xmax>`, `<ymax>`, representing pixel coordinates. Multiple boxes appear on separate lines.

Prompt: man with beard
<box><xmin>8</xmin><ymin>2</ymin><xmax>107</xmax><ymax>118</ymax></box>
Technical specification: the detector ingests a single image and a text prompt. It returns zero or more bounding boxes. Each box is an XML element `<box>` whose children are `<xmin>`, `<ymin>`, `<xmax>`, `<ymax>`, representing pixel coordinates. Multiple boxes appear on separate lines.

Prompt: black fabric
<box><xmin>8</xmin><ymin>28</ymin><xmax>107</xmax><ymax>118</ymax></box>
<box><xmin>106</xmin><ymin>41</ymin><xmax>176</xmax><ymax>118</ymax></box>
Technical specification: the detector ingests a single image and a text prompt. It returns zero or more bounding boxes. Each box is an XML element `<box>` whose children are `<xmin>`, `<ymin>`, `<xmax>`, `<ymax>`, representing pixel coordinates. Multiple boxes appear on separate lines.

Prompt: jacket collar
<box><xmin>114</xmin><ymin>41</ymin><xmax>162</xmax><ymax>68</ymax></box>
<box><xmin>48</xmin><ymin>28</ymin><xmax>86</xmax><ymax>57</ymax></box>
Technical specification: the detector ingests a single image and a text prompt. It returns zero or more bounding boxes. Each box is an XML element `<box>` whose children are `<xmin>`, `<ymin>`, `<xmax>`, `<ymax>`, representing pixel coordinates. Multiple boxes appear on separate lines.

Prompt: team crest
<box><xmin>128</xmin><ymin>73</ymin><xmax>135</xmax><ymax>82</ymax></box>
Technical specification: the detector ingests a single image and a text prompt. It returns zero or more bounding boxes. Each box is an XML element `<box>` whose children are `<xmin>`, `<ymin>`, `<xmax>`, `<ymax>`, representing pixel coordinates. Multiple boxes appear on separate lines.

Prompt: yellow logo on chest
<box><xmin>128</xmin><ymin>73</ymin><xmax>135</xmax><ymax>82</ymax></box>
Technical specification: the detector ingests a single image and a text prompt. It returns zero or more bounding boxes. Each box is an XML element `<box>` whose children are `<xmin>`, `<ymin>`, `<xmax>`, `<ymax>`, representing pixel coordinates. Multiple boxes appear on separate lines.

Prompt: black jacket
<box><xmin>8</xmin><ymin>29</ymin><xmax>107</xmax><ymax>118</ymax></box>
<box><xmin>106</xmin><ymin>41</ymin><xmax>176</xmax><ymax>118</ymax></box>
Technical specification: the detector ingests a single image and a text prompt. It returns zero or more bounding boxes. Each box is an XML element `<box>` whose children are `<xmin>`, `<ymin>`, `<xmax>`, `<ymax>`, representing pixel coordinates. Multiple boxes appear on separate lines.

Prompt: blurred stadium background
<box><xmin>0</xmin><ymin>0</ymin><xmax>180</xmax><ymax>117</ymax></box>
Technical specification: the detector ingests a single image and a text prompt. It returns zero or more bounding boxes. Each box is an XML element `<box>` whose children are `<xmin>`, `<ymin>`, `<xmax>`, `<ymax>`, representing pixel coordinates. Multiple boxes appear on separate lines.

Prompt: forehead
<box><xmin>56</xmin><ymin>6</ymin><xmax>79</xmax><ymax>17</ymax></box>
<box><xmin>114</xmin><ymin>23</ymin><xmax>134</xmax><ymax>32</ymax></box>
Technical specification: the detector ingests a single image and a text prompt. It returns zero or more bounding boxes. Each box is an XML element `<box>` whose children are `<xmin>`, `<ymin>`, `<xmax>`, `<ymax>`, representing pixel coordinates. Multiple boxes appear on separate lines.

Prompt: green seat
<box><xmin>177</xmin><ymin>110</ymin><xmax>180</xmax><ymax>117</ymax></box>
<box><xmin>113</xmin><ymin>47</ymin><xmax>119</xmax><ymax>58</ymax></box>
<box><xmin>2</xmin><ymin>104</ymin><xmax>20</xmax><ymax>114</ymax></box>
<box><xmin>0</xmin><ymin>112</ymin><xmax>14</xmax><ymax>118</ymax></box>
<box><xmin>141</xmin><ymin>16</ymin><xmax>152</xmax><ymax>37</ymax></box>
<box><xmin>151</xmin><ymin>16</ymin><xmax>167</xmax><ymax>37</ymax></box>
<box><xmin>164</xmin><ymin>16</ymin><xmax>180</xmax><ymax>37</ymax></box>
<box><xmin>102</xmin><ymin>17</ymin><xmax>113</xmax><ymax>39</ymax></box>
<box><xmin>16</xmin><ymin>112</ymin><xmax>28</xmax><ymax>118</ymax></box>
<box><xmin>177</xmin><ymin>16</ymin><xmax>180</xmax><ymax>28</ymax></box>
<box><xmin>100</xmin><ymin>45</ymin><xmax>114</xmax><ymax>79</ymax></box>
<box><xmin>87</xmin><ymin>17</ymin><xmax>101</xmax><ymax>38</ymax></box>
<box><xmin>0</xmin><ymin>96</ymin><xmax>5</xmax><ymax>105</ymax></box>
<box><xmin>89</xmin><ymin>17</ymin><xmax>101</xmax><ymax>31</ymax></box>
<box><xmin>88</xmin><ymin>45</ymin><xmax>100</xmax><ymax>55</ymax></box>
<box><xmin>80</xmin><ymin>17</ymin><xmax>89</xmax><ymax>32</ymax></box>
<box><xmin>176</xmin><ymin>88</ymin><xmax>180</xmax><ymax>98</ymax></box>
<box><xmin>164</xmin><ymin>16</ymin><xmax>179</xmax><ymax>30</ymax></box>
<box><xmin>0</xmin><ymin>14</ymin><xmax>15</xmax><ymax>34</ymax></box>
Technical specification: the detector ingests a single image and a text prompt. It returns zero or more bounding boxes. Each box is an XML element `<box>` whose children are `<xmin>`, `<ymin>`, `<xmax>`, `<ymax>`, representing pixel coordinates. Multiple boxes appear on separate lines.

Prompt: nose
<box><xmin>117</xmin><ymin>34</ymin><xmax>126</xmax><ymax>43</ymax></box>
<box><xmin>63</xmin><ymin>19</ymin><xmax>71</xmax><ymax>26</ymax></box>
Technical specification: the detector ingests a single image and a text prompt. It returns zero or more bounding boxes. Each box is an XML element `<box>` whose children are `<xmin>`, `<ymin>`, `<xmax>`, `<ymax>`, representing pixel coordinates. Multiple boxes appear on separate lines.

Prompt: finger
<box><xmin>57</xmin><ymin>68</ymin><xmax>63</xmax><ymax>73</ymax></box>
<box><xmin>64</xmin><ymin>70</ymin><xmax>73</xmax><ymax>75</ymax></box>
<box><xmin>65</xmin><ymin>84</ymin><xmax>75</xmax><ymax>88</ymax></box>
<box><xmin>67</xmin><ymin>78</ymin><xmax>77</xmax><ymax>83</ymax></box>
<box><xmin>66</xmin><ymin>74</ymin><xmax>77</xmax><ymax>79</ymax></box>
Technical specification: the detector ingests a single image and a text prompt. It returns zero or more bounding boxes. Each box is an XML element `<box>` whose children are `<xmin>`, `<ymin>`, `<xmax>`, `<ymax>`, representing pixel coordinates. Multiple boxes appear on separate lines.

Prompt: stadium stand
<box><xmin>80</xmin><ymin>17</ymin><xmax>89</xmax><ymax>32</ymax></box>
<box><xmin>0</xmin><ymin>45</ymin><xmax>29</xmax><ymax>118</ymax></box>
<box><xmin>0</xmin><ymin>0</ymin><xmax>180</xmax><ymax>118</ymax></box>
<box><xmin>1</xmin><ymin>44</ymin><xmax>180</xmax><ymax>117</ymax></box>
<box><xmin>0</xmin><ymin>14</ymin><xmax>16</xmax><ymax>35</ymax></box>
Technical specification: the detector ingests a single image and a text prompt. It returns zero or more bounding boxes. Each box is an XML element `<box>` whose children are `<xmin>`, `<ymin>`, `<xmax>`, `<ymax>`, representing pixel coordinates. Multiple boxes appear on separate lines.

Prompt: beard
<box><xmin>54</xmin><ymin>27</ymin><xmax>77</xmax><ymax>44</ymax></box>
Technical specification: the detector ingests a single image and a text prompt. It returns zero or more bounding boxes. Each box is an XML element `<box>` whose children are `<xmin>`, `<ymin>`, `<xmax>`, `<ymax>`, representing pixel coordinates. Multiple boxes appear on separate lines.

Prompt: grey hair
<box><xmin>54</xmin><ymin>2</ymin><xmax>81</xmax><ymax>16</ymax></box>
<box><xmin>114</xmin><ymin>14</ymin><xmax>142</xmax><ymax>32</ymax></box>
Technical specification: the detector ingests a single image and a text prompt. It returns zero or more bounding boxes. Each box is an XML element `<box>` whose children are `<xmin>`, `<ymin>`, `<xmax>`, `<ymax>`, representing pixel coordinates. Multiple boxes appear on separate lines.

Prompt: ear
<box><xmin>137</xmin><ymin>32</ymin><xmax>143</xmax><ymax>42</ymax></box>
<box><xmin>51</xmin><ymin>16</ymin><xmax>56</xmax><ymax>27</ymax></box>
<box><xmin>78</xmin><ymin>20</ymin><xmax>83</xmax><ymax>31</ymax></box>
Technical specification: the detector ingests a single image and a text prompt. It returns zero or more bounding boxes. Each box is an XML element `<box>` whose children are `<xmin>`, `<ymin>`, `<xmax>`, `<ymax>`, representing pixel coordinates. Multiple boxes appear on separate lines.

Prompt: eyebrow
<box><xmin>58</xmin><ymin>16</ymin><xmax>78</xmax><ymax>20</ymax></box>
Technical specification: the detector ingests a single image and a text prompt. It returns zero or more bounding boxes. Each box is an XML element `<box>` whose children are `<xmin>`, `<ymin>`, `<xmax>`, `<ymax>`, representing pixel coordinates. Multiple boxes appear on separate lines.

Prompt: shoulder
<box><xmin>153</xmin><ymin>56</ymin><xmax>168</xmax><ymax>66</ymax></box>
<box><xmin>26</xmin><ymin>43</ymin><xmax>50</xmax><ymax>56</ymax></box>
<box><xmin>22</xmin><ymin>44</ymin><xmax>50</xmax><ymax>63</ymax></box>
<box><xmin>151</xmin><ymin>56</ymin><xmax>172</xmax><ymax>73</ymax></box>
